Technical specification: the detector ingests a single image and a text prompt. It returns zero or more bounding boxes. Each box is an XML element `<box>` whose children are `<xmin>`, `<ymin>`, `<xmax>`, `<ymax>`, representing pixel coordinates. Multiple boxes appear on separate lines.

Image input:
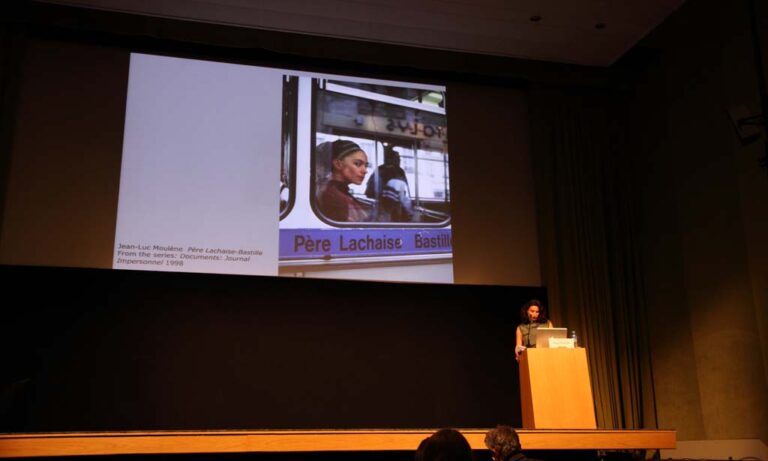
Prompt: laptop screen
<box><xmin>536</xmin><ymin>327</ymin><xmax>568</xmax><ymax>348</ymax></box>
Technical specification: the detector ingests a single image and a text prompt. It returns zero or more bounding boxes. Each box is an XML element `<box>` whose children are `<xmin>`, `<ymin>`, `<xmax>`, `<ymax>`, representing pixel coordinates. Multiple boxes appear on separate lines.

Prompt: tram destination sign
<box><xmin>280</xmin><ymin>228</ymin><xmax>452</xmax><ymax>259</ymax></box>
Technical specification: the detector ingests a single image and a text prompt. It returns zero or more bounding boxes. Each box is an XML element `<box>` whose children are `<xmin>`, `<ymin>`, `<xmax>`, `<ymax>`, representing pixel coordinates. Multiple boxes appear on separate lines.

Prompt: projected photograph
<box><xmin>278</xmin><ymin>77</ymin><xmax>452</xmax><ymax>282</ymax></box>
<box><xmin>113</xmin><ymin>53</ymin><xmax>452</xmax><ymax>283</ymax></box>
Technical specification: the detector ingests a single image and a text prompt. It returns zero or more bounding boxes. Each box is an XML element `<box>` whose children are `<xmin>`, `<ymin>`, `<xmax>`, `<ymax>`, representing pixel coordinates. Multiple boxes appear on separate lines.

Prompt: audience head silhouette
<box><xmin>484</xmin><ymin>426</ymin><xmax>521</xmax><ymax>461</ymax></box>
<box><xmin>418</xmin><ymin>428</ymin><xmax>473</xmax><ymax>461</ymax></box>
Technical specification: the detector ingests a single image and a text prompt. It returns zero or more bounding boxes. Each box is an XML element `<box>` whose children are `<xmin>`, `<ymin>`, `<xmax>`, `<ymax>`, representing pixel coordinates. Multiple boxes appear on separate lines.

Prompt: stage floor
<box><xmin>0</xmin><ymin>429</ymin><xmax>676</xmax><ymax>458</ymax></box>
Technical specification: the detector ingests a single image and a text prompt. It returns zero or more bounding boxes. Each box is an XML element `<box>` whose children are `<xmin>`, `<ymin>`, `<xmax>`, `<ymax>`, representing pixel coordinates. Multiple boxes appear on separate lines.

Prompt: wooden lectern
<box><xmin>518</xmin><ymin>348</ymin><xmax>597</xmax><ymax>429</ymax></box>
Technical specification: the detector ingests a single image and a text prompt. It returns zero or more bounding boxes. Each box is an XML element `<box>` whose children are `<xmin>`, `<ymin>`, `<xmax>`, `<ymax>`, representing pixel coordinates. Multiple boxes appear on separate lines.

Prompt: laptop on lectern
<box><xmin>536</xmin><ymin>327</ymin><xmax>568</xmax><ymax>348</ymax></box>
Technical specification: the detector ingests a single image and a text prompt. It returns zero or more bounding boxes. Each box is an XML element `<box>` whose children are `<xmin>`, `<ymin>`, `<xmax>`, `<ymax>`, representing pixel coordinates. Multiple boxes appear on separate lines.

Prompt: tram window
<box><xmin>311</xmin><ymin>79</ymin><xmax>450</xmax><ymax>226</ymax></box>
<box><xmin>279</xmin><ymin>76</ymin><xmax>298</xmax><ymax>219</ymax></box>
<box><xmin>328</xmin><ymin>81</ymin><xmax>445</xmax><ymax>109</ymax></box>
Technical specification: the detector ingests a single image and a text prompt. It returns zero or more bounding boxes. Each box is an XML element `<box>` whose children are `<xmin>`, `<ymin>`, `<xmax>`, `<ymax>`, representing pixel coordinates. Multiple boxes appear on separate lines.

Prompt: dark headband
<box><xmin>332</xmin><ymin>139</ymin><xmax>363</xmax><ymax>161</ymax></box>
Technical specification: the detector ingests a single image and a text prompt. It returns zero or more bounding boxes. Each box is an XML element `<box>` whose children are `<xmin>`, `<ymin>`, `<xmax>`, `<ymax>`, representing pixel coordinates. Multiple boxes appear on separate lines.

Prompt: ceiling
<box><xmin>40</xmin><ymin>0</ymin><xmax>687</xmax><ymax>67</ymax></box>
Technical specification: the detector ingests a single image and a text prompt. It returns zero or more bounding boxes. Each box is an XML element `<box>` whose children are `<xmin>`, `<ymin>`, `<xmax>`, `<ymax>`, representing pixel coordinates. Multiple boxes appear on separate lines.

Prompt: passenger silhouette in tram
<box><xmin>365</xmin><ymin>145</ymin><xmax>413</xmax><ymax>222</ymax></box>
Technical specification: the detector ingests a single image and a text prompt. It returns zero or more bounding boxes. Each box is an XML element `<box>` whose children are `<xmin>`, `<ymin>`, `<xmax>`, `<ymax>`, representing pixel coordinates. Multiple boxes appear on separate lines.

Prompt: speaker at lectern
<box><xmin>518</xmin><ymin>347</ymin><xmax>597</xmax><ymax>429</ymax></box>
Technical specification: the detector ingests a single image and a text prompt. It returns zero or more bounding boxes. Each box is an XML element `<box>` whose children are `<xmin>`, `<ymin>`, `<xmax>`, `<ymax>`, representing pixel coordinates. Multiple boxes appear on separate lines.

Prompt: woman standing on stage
<box><xmin>515</xmin><ymin>299</ymin><xmax>553</xmax><ymax>360</ymax></box>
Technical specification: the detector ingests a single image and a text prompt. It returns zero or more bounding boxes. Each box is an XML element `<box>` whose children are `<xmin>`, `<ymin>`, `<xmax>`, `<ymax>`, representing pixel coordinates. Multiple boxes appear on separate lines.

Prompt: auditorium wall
<box><xmin>0</xmin><ymin>3</ymin><xmax>542</xmax><ymax>288</ymax></box>
<box><xmin>9</xmin><ymin>2</ymin><xmax>768</xmax><ymax>451</ymax></box>
<box><xmin>0</xmin><ymin>2</ymin><xmax>548</xmax><ymax>432</ymax></box>
<box><xmin>626</xmin><ymin>0</ymin><xmax>768</xmax><ymax>454</ymax></box>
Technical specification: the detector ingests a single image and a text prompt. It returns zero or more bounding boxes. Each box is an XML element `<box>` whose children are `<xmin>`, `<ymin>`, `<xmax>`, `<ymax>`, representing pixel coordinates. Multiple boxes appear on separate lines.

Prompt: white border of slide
<box><xmin>113</xmin><ymin>54</ymin><xmax>283</xmax><ymax>275</ymax></box>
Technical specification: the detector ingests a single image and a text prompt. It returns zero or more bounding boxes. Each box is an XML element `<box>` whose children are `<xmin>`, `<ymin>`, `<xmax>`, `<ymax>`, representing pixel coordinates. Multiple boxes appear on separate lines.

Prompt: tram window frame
<box><xmin>279</xmin><ymin>75</ymin><xmax>299</xmax><ymax>220</ymax></box>
<box><xmin>310</xmin><ymin>79</ymin><xmax>451</xmax><ymax>228</ymax></box>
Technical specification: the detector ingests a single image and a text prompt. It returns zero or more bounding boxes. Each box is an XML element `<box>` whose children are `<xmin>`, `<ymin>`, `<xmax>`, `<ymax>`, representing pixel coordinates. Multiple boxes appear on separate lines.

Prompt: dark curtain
<box><xmin>529</xmin><ymin>87</ymin><xmax>658</xmax><ymax>429</ymax></box>
<box><xmin>0</xmin><ymin>23</ymin><xmax>25</xmax><ymax>239</ymax></box>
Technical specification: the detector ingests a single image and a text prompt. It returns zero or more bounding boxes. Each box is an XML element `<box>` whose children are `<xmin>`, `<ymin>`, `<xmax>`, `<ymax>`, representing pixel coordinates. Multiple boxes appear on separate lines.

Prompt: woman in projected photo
<box><xmin>515</xmin><ymin>299</ymin><xmax>553</xmax><ymax>361</ymax></box>
<box><xmin>318</xmin><ymin>139</ymin><xmax>369</xmax><ymax>222</ymax></box>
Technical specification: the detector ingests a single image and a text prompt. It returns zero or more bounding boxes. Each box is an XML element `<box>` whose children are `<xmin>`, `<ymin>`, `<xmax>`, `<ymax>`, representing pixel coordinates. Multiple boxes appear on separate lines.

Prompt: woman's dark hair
<box><xmin>420</xmin><ymin>428</ymin><xmax>473</xmax><ymax>461</ymax></box>
<box><xmin>484</xmin><ymin>426</ymin><xmax>521</xmax><ymax>461</ymax></box>
<box><xmin>331</xmin><ymin>139</ymin><xmax>363</xmax><ymax>161</ymax></box>
<box><xmin>519</xmin><ymin>299</ymin><xmax>549</xmax><ymax>324</ymax></box>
